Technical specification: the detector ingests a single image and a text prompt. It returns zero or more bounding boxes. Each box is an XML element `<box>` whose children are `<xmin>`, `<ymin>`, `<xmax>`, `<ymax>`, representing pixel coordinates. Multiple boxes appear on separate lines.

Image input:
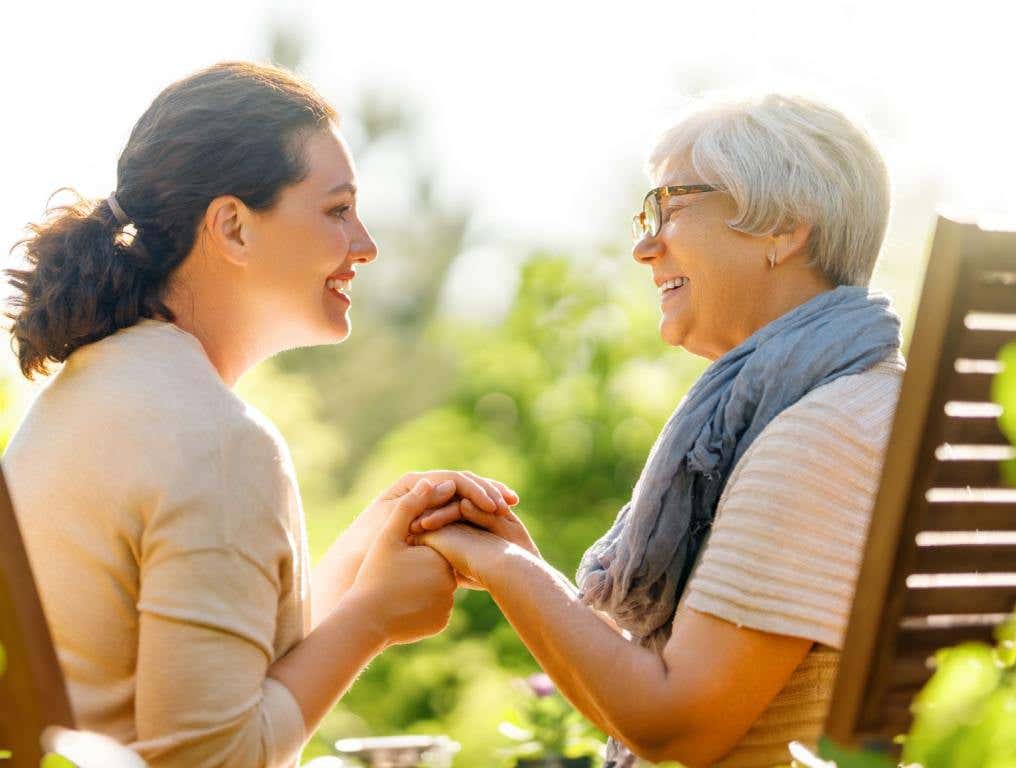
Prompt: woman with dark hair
<box><xmin>3</xmin><ymin>62</ymin><xmax>516</xmax><ymax>767</ymax></box>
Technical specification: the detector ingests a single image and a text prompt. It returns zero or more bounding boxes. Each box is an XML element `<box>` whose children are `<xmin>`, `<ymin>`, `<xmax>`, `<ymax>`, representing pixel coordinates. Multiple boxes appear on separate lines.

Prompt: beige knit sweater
<box><xmin>4</xmin><ymin>320</ymin><xmax>310</xmax><ymax>767</ymax></box>
<box><xmin>679</xmin><ymin>356</ymin><xmax>906</xmax><ymax>767</ymax></box>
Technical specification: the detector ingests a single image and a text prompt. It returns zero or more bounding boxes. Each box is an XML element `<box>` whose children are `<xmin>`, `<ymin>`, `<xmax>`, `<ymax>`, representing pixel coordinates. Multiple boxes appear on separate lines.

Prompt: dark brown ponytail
<box><xmin>7</xmin><ymin>62</ymin><xmax>336</xmax><ymax>379</ymax></box>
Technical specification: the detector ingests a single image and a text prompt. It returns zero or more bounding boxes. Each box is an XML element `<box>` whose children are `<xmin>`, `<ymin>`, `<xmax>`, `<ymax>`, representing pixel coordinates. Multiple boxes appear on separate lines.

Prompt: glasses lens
<box><xmin>632</xmin><ymin>212</ymin><xmax>645</xmax><ymax>241</ymax></box>
<box><xmin>643</xmin><ymin>194</ymin><xmax>659</xmax><ymax>238</ymax></box>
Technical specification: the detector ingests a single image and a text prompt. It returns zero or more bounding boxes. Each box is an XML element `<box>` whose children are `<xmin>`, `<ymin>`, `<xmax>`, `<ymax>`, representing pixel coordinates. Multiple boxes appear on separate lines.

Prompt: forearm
<box><xmin>480</xmin><ymin>544</ymin><xmax>678</xmax><ymax>750</ymax></box>
<box><xmin>310</xmin><ymin>535</ymin><xmax>365</xmax><ymax>630</ymax></box>
<box><xmin>268</xmin><ymin>588</ymin><xmax>386</xmax><ymax>734</ymax></box>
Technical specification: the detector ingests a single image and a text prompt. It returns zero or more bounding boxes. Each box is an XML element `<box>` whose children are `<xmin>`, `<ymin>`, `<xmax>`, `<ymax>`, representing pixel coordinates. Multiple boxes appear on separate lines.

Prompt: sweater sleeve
<box><xmin>683</xmin><ymin>368</ymin><xmax>902</xmax><ymax>649</ymax></box>
<box><xmin>130</xmin><ymin>416</ymin><xmax>307</xmax><ymax>767</ymax></box>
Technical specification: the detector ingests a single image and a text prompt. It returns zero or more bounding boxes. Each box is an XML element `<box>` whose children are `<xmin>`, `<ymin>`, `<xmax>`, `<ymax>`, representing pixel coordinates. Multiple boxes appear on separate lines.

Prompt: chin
<box><xmin>659</xmin><ymin>318</ymin><xmax>686</xmax><ymax>348</ymax></box>
<box><xmin>327</xmin><ymin>317</ymin><xmax>351</xmax><ymax>343</ymax></box>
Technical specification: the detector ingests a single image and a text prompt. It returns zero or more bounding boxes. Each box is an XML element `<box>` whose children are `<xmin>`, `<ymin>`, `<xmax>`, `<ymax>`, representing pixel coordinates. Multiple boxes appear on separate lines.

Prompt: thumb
<box><xmin>383</xmin><ymin>478</ymin><xmax>454</xmax><ymax>542</ymax></box>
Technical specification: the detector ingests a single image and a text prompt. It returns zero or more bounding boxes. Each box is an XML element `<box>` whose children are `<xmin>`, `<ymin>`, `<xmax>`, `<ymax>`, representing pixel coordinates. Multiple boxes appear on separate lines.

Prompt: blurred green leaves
<box><xmin>900</xmin><ymin>624</ymin><xmax>1016</xmax><ymax>768</ymax></box>
<box><xmin>280</xmin><ymin>249</ymin><xmax>701</xmax><ymax>763</ymax></box>
<box><xmin>993</xmin><ymin>341</ymin><xmax>1016</xmax><ymax>485</ymax></box>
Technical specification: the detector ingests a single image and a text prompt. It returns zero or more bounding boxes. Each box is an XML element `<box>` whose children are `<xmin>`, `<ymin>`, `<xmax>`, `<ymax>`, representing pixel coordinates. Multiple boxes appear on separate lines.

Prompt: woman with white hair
<box><xmin>410</xmin><ymin>94</ymin><xmax>905</xmax><ymax>767</ymax></box>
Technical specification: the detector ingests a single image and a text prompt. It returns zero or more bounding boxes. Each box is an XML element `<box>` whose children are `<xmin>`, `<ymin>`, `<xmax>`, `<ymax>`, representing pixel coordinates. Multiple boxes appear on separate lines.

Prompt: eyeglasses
<box><xmin>631</xmin><ymin>184</ymin><xmax>718</xmax><ymax>241</ymax></box>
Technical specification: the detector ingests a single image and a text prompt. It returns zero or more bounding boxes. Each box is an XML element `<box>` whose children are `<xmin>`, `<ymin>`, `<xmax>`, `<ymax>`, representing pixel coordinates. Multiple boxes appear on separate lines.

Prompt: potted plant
<box><xmin>497</xmin><ymin>673</ymin><xmax>605</xmax><ymax>768</ymax></box>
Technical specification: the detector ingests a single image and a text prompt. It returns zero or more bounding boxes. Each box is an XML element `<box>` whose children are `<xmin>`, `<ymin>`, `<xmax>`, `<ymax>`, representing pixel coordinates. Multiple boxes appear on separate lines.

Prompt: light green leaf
<box><xmin>39</xmin><ymin>754</ymin><xmax>77</xmax><ymax>768</ymax></box>
<box><xmin>816</xmin><ymin>736</ymin><xmax>895</xmax><ymax>768</ymax></box>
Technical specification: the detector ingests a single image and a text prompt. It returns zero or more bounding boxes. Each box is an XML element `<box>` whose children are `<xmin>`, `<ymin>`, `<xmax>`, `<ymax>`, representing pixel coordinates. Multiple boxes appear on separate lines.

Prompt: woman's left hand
<box><xmin>412</xmin><ymin>522</ymin><xmax>516</xmax><ymax>590</ymax></box>
<box><xmin>410</xmin><ymin>502</ymin><xmax>541</xmax><ymax>589</ymax></box>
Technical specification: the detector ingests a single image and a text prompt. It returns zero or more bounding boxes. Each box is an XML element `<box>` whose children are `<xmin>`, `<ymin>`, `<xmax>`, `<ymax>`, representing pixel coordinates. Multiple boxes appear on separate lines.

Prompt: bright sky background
<box><xmin>2</xmin><ymin>0</ymin><xmax>1014</xmax><ymax>327</ymax></box>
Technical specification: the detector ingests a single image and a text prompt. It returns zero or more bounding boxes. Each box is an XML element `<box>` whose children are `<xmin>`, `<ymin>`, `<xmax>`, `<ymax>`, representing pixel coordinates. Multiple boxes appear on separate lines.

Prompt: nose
<box><xmin>351</xmin><ymin>220</ymin><xmax>378</xmax><ymax>265</ymax></box>
<box><xmin>632</xmin><ymin>233</ymin><xmax>664</xmax><ymax>264</ymax></box>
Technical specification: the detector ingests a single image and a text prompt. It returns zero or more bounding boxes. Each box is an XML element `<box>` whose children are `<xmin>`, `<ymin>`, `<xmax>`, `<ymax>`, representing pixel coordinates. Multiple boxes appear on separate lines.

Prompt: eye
<box><xmin>328</xmin><ymin>204</ymin><xmax>352</xmax><ymax>220</ymax></box>
<box><xmin>664</xmin><ymin>205</ymin><xmax>686</xmax><ymax>221</ymax></box>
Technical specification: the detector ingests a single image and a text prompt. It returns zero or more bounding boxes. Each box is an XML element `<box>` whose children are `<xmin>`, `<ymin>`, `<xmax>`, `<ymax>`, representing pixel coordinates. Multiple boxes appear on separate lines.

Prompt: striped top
<box><xmin>680</xmin><ymin>356</ymin><xmax>906</xmax><ymax>768</ymax></box>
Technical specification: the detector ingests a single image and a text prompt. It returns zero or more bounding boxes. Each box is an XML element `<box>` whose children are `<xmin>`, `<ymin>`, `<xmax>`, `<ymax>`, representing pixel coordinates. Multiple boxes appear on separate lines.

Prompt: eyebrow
<box><xmin>326</xmin><ymin>182</ymin><xmax>357</xmax><ymax>196</ymax></box>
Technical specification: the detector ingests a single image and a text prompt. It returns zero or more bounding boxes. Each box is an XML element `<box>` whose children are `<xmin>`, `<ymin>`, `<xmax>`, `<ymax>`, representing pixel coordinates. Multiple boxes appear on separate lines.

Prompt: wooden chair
<box><xmin>814</xmin><ymin>213</ymin><xmax>1016</xmax><ymax>758</ymax></box>
<box><xmin>0</xmin><ymin>465</ymin><xmax>144</xmax><ymax>768</ymax></box>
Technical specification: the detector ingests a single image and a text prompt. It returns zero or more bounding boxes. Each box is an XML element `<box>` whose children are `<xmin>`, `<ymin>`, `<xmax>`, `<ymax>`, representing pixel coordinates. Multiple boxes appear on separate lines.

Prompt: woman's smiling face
<box><xmin>245</xmin><ymin>123</ymin><xmax>378</xmax><ymax>347</ymax></box>
<box><xmin>632</xmin><ymin>163</ymin><xmax>773</xmax><ymax>360</ymax></box>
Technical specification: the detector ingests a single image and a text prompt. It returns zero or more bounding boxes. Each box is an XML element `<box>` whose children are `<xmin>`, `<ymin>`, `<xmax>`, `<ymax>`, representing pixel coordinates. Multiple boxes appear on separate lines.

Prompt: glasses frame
<box><xmin>632</xmin><ymin>184</ymin><xmax>718</xmax><ymax>241</ymax></box>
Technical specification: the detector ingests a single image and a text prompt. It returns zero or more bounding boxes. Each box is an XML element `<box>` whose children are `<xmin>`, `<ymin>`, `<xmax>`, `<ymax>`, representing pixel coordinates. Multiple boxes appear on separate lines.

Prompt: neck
<box><xmin>718</xmin><ymin>265</ymin><xmax>836</xmax><ymax>359</ymax></box>
<box><xmin>162</xmin><ymin>268</ymin><xmax>271</xmax><ymax>389</ymax></box>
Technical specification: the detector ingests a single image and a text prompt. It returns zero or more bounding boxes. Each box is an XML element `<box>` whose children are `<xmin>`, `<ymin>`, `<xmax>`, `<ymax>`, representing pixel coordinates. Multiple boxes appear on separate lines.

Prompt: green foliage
<box><xmin>496</xmin><ymin>675</ymin><xmax>604</xmax><ymax>765</ymax></box>
<box><xmin>899</xmin><ymin>623</ymin><xmax>1016</xmax><ymax>768</ymax></box>
<box><xmin>282</xmin><ymin>251</ymin><xmax>701</xmax><ymax>764</ymax></box>
<box><xmin>240</xmin><ymin>241</ymin><xmax>703</xmax><ymax>764</ymax></box>
<box><xmin>38</xmin><ymin>755</ymin><xmax>75</xmax><ymax>768</ymax></box>
<box><xmin>993</xmin><ymin>341</ymin><xmax>1016</xmax><ymax>485</ymax></box>
<box><xmin>814</xmin><ymin>736</ymin><xmax>894</xmax><ymax>768</ymax></box>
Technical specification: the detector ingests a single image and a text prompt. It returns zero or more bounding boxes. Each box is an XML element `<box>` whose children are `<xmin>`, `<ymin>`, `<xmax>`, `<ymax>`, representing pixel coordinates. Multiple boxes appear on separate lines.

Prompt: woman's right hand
<box><xmin>342</xmin><ymin>470</ymin><xmax>518</xmax><ymax>559</ymax></box>
<box><xmin>349</xmin><ymin>478</ymin><xmax>461</xmax><ymax>646</ymax></box>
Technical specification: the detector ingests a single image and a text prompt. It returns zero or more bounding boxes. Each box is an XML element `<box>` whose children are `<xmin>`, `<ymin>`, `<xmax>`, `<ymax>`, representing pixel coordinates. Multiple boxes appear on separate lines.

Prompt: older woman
<box><xmin>411</xmin><ymin>94</ymin><xmax>905</xmax><ymax>767</ymax></box>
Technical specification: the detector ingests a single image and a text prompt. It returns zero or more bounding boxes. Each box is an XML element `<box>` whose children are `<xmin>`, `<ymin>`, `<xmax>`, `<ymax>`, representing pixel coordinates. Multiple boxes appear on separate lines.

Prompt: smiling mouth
<box><xmin>326</xmin><ymin>277</ymin><xmax>351</xmax><ymax>297</ymax></box>
<box><xmin>659</xmin><ymin>277</ymin><xmax>688</xmax><ymax>298</ymax></box>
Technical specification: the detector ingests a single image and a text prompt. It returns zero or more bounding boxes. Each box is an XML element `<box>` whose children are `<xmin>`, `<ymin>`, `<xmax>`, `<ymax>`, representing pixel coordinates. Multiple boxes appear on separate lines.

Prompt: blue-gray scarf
<box><xmin>577</xmin><ymin>285</ymin><xmax>901</xmax><ymax>766</ymax></box>
<box><xmin>578</xmin><ymin>284</ymin><xmax>901</xmax><ymax>644</ymax></box>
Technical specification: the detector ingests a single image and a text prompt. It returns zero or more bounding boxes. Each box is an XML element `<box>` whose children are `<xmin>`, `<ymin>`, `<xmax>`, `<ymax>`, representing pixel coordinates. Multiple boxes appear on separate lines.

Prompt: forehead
<box><xmin>655</xmin><ymin>156</ymin><xmax>705</xmax><ymax>188</ymax></box>
<box><xmin>300</xmin><ymin>122</ymin><xmax>355</xmax><ymax>191</ymax></box>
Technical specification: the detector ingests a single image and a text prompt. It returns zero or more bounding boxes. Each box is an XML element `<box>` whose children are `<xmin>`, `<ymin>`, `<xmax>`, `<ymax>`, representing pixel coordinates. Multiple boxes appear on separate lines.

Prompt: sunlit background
<box><xmin>2</xmin><ymin>1</ymin><xmax>1015</xmax><ymax>763</ymax></box>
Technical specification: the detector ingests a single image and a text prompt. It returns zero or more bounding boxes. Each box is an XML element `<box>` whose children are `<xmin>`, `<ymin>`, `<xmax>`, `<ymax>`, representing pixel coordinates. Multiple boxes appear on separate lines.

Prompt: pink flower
<box><xmin>526</xmin><ymin>673</ymin><xmax>556</xmax><ymax>698</ymax></box>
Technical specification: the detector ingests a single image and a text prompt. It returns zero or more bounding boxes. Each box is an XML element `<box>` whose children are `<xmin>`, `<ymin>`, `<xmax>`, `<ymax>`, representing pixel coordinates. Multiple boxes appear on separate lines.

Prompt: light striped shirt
<box><xmin>681</xmin><ymin>356</ymin><xmax>906</xmax><ymax>768</ymax></box>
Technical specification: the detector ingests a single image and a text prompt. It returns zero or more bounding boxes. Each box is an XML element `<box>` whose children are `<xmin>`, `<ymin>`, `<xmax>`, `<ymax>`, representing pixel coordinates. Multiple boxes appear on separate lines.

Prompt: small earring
<box><xmin>769</xmin><ymin>248</ymin><xmax>777</xmax><ymax>270</ymax></box>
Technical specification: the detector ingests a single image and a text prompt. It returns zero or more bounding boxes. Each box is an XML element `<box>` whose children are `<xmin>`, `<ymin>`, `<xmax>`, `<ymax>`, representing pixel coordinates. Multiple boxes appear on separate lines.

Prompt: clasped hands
<box><xmin>343</xmin><ymin>471</ymin><xmax>538</xmax><ymax>647</ymax></box>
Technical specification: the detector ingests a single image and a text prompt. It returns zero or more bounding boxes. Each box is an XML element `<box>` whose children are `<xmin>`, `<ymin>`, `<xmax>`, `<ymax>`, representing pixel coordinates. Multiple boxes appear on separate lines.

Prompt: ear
<box><xmin>202</xmin><ymin>195</ymin><xmax>253</xmax><ymax>268</ymax></box>
<box><xmin>772</xmin><ymin>223</ymin><xmax>812</xmax><ymax>266</ymax></box>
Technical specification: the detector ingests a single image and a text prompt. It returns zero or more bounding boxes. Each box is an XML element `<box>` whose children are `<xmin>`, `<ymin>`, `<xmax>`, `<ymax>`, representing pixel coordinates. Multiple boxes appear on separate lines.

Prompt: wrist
<box><xmin>476</xmin><ymin>538</ymin><xmax>530</xmax><ymax>591</ymax></box>
<box><xmin>333</xmin><ymin>586</ymin><xmax>390</xmax><ymax>652</ymax></box>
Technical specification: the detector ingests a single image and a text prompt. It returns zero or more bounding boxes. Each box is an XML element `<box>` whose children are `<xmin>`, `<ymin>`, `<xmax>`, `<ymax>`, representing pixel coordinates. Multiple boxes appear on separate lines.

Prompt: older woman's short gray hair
<box><xmin>648</xmin><ymin>94</ymin><xmax>890</xmax><ymax>287</ymax></box>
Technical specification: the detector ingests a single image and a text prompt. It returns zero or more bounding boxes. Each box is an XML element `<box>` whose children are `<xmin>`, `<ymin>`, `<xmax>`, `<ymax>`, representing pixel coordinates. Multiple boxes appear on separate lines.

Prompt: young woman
<box><xmin>3</xmin><ymin>62</ymin><xmax>515</xmax><ymax>768</ymax></box>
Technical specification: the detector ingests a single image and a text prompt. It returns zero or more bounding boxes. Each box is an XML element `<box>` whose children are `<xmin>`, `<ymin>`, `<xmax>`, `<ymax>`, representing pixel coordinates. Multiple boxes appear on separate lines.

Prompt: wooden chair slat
<box><xmin>912</xmin><ymin>542</ymin><xmax>1016</xmax><ymax>572</ymax></box>
<box><xmin>886</xmin><ymin>657</ymin><xmax>935</xmax><ymax>689</ymax></box>
<box><xmin>930</xmin><ymin>459</ymin><xmax>1004</xmax><ymax>486</ymax></box>
<box><xmin>940</xmin><ymin>415</ymin><xmax>1009</xmax><ymax>444</ymax></box>
<box><xmin>894</xmin><ymin>622</ymin><xmax>999</xmax><ymax>654</ymax></box>
<box><xmin>967</xmin><ymin>282</ymin><xmax>1016</xmax><ymax>313</ymax></box>
<box><xmin>921</xmin><ymin>501</ymin><xmax>1016</xmax><ymax>531</ymax></box>
<box><xmin>902</xmin><ymin>584</ymin><xmax>1016</xmax><ymax>615</ymax></box>
<box><xmin>945</xmin><ymin>371</ymin><xmax>999</xmax><ymax>402</ymax></box>
<box><xmin>955</xmin><ymin>328</ymin><xmax>1016</xmax><ymax>360</ymax></box>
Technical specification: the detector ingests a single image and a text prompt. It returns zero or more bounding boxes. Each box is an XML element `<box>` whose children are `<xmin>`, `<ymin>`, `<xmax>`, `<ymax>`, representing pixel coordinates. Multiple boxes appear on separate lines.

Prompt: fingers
<box><xmin>408</xmin><ymin>501</ymin><xmax>462</xmax><ymax>536</ymax></box>
<box><xmin>391</xmin><ymin>470</ymin><xmax>520</xmax><ymax>515</ymax></box>
<box><xmin>457</xmin><ymin>497</ymin><xmax>503</xmax><ymax>531</ymax></box>
<box><xmin>460</xmin><ymin>471</ymin><xmax>512</xmax><ymax>516</ymax></box>
<box><xmin>384</xmin><ymin>478</ymin><xmax>457</xmax><ymax>541</ymax></box>
<box><xmin>489</xmin><ymin>479</ymin><xmax>520</xmax><ymax>506</ymax></box>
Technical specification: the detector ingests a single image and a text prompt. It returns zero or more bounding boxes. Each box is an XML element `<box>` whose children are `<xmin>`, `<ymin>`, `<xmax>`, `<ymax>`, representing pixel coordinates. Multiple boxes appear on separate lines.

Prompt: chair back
<box><xmin>0</xmin><ymin>463</ymin><xmax>75</xmax><ymax>766</ymax></box>
<box><xmin>825</xmin><ymin>214</ymin><xmax>1016</xmax><ymax>751</ymax></box>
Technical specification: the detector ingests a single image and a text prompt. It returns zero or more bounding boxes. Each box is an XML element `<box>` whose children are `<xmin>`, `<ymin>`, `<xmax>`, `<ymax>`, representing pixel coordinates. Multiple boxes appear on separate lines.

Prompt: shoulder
<box><xmin>770</xmin><ymin>357</ymin><xmax>903</xmax><ymax>434</ymax></box>
<box><xmin>33</xmin><ymin>320</ymin><xmax>238</xmax><ymax>432</ymax></box>
<box><xmin>730</xmin><ymin>357</ymin><xmax>905</xmax><ymax>488</ymax></box>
